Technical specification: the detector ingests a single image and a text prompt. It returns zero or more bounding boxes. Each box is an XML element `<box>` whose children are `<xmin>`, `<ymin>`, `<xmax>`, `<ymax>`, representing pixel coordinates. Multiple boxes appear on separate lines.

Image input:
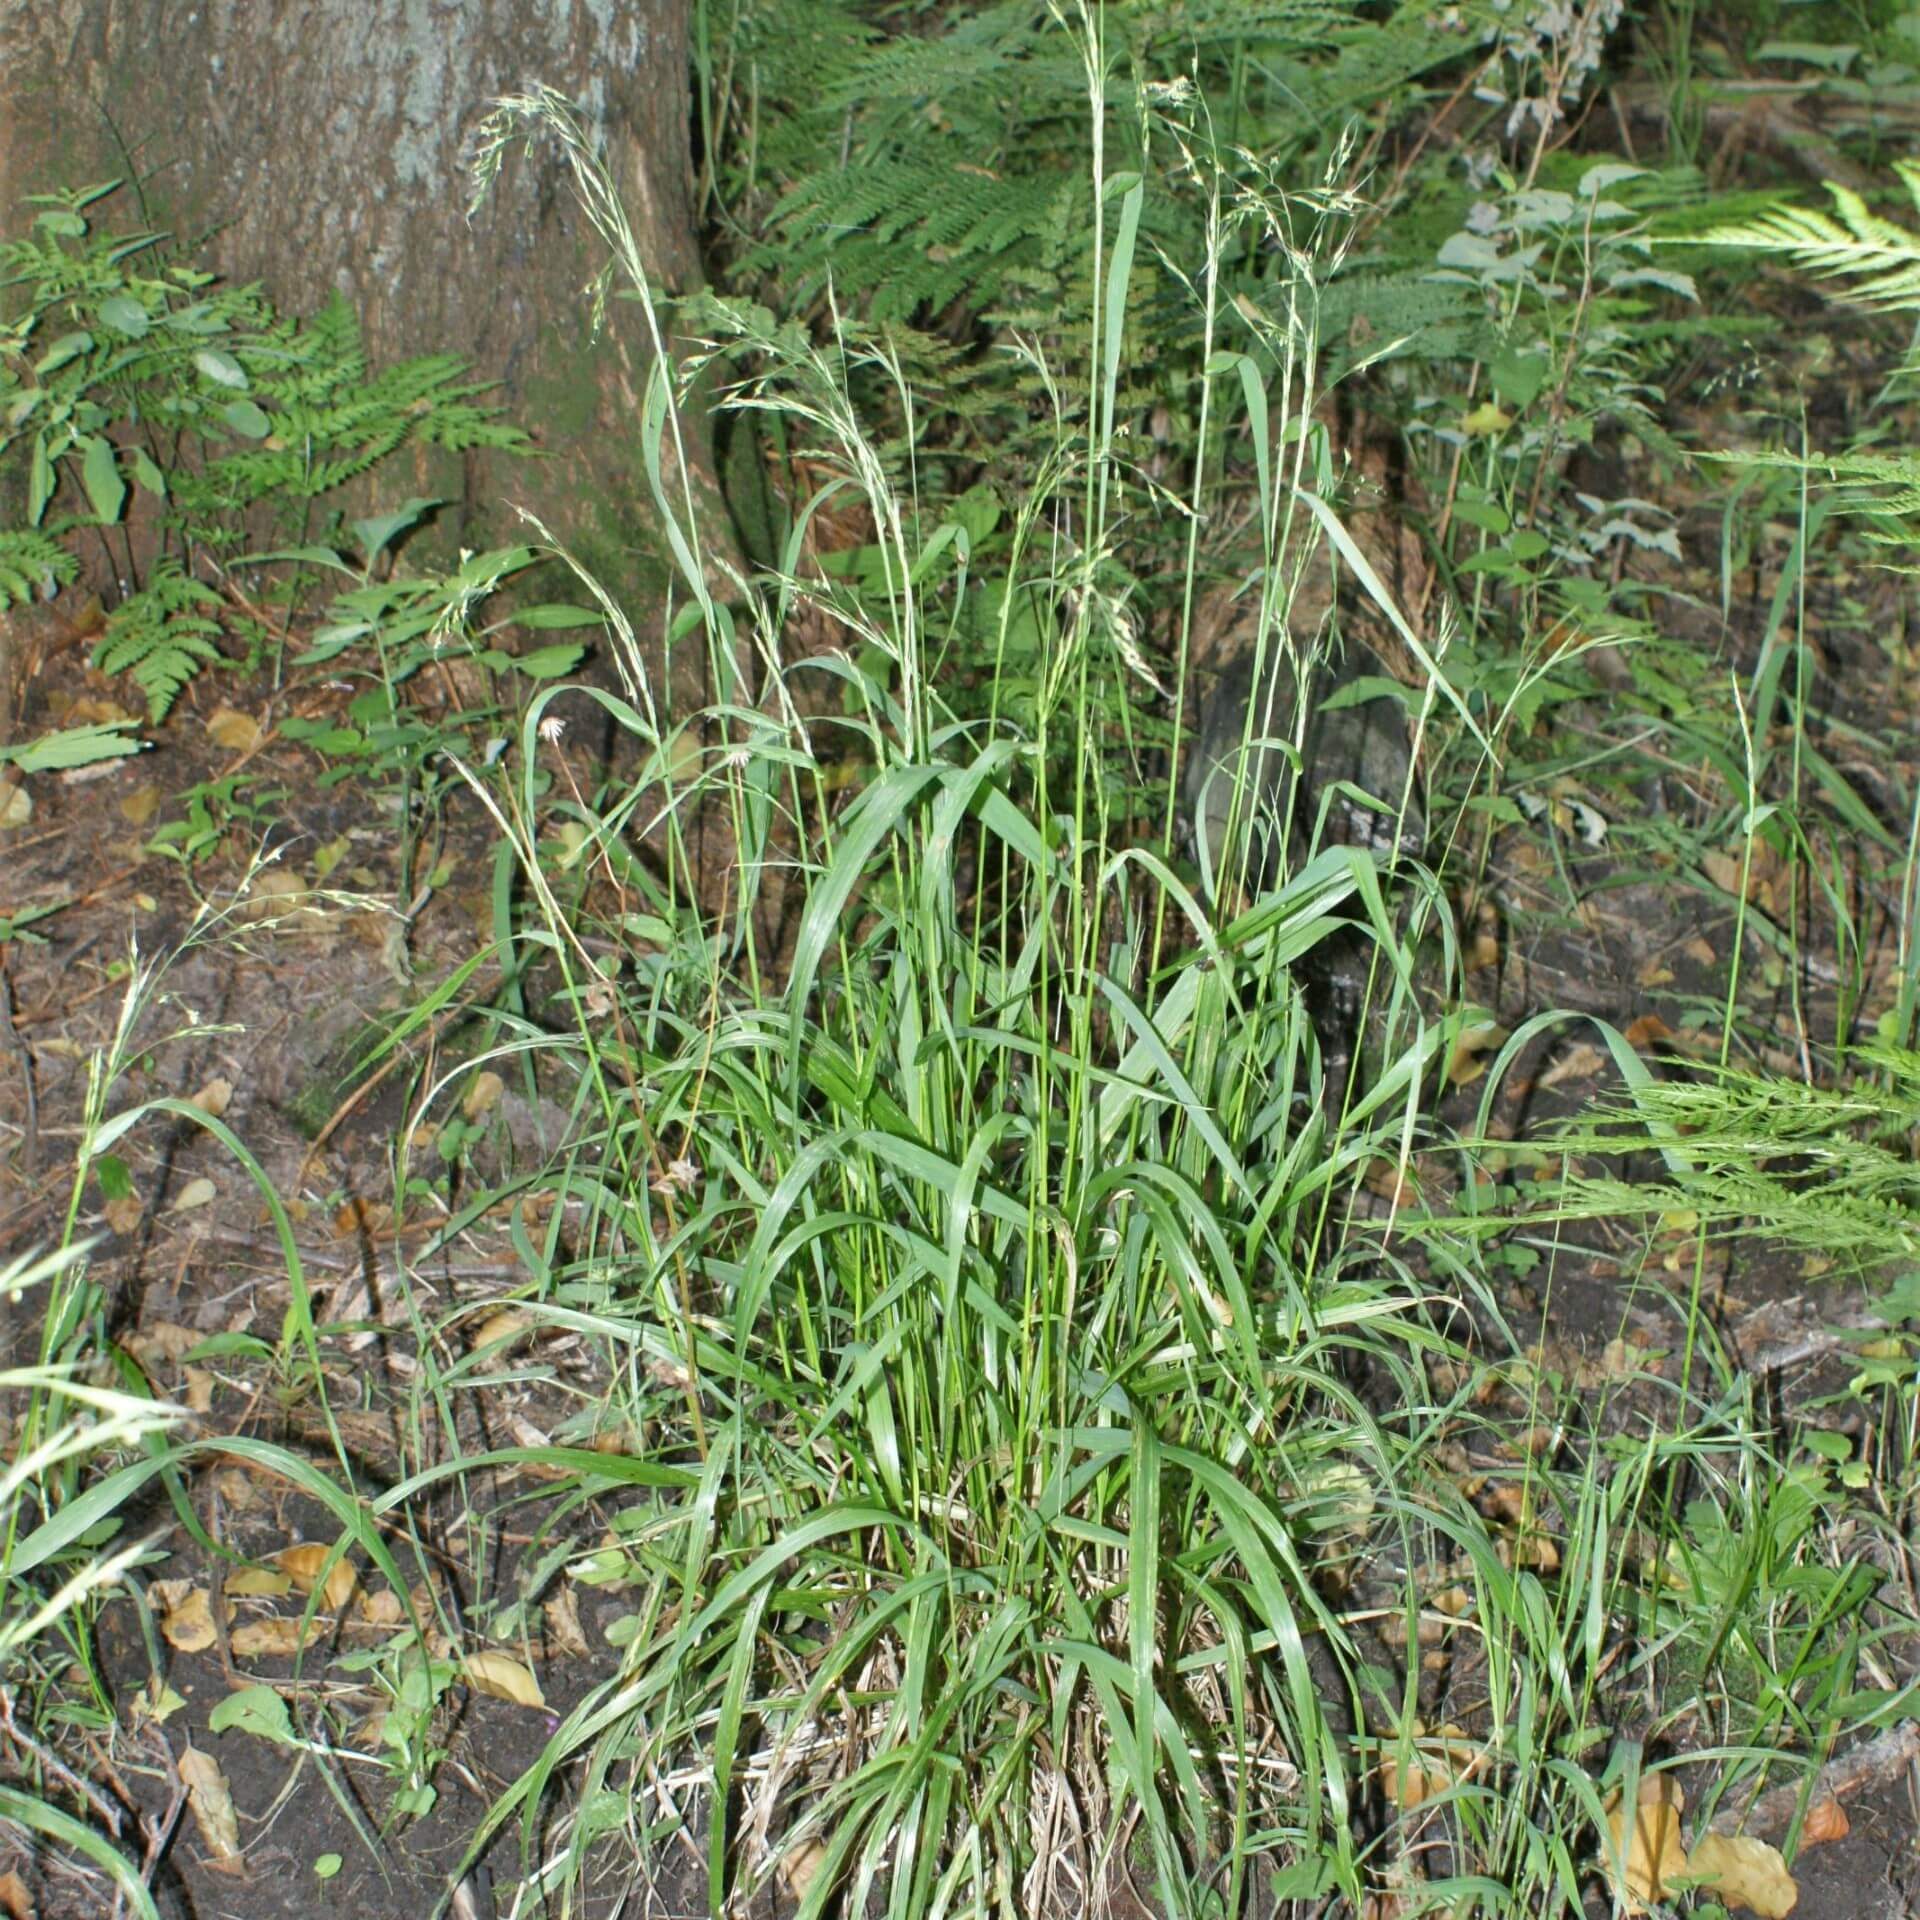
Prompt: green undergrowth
<box><xmin>9</xmin><ymin>8</ymin><xmax>1920</xmax><ymax>1919</ymax></box>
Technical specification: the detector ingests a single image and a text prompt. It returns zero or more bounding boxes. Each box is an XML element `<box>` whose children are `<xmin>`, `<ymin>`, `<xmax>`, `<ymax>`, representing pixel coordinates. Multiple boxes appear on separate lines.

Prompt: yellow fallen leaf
<box><xmin>1605</xmin><ymin>1773</ymin><xmax>1687</xmax><ymax>1912</ymax></box>
<box><xmin>0</xmin><ymin>781</ymin><xmax>30</xmax><ymax>829</ymax></box>
<box><xmin>462</xmin><ymin>1069</ymin><xmax>506</xmax><ymax>1121</ymax></box>
<box><xmin>544</xmin><ymin>1586</ymin><xmax>590</xmax><ymax>1659</ymax></box>
<box><xmin>158</xmin><ymin>1585</ymin><xmax>219</xmax><ymax>1653</ymax></box>
<box><xmin>229</xmin><ymin>1616</ymin><xmax>328</xmax><ymax>1658</ymax></box>
<box><xmin>0</xmin><ymin>1865</ymin><xmax>36</xmax><ymax>1920</ymax></box>
<box><xmin>206</xmin><ymin>707</ymin><xmax>262</xmax><ymax>754</ymax></box>
<box><xmin>190</xmin><ymin>1077</ymin><xmax>234</xmax><ymax>1117</ymax></box>
<box><xmin>224</xmin><ymin>1566</ymin><xmax>294</xmax><ymax>1599</ymax></box>
<box><xmin>184</xmin><ymin>1367</ymin><xmax>215</xmax><ymax>1413</ymax></box>
<box><xmin>172</xmin><ymin>1177</ymin><xmax>217</xmax><ymax>1213</ymax></box>
<box><xmin>469</xmin><ymin>1308</ymin><xmax>531</xmax><ymax>1353</ymax></box>
<box><xmin>779</xmin><ymin>1836</ymin><xmax>832</xmax><ymax>1902</ymax></box>
<box><xmin>1379</xmin><ymin>1721</ymin><xmax>1480</xmax><ymax>1810</ymax></box>
<box><xmin>1462</xmin><ymin>401</ymin><xmax>1512</xmax><ymax>435</ymax></box>
<box><xmin>178</xmin><ymin>1745</ymin><xmax>242</xmax><ymax>1860</ymax></box>
<box><xmin>119</xmin><ymin>782</ymin><xmax>162</xmax><ymax>826</ymax></box>
<box><xmin>463</xmin><ymin>1649</ymin><xmax>546</xmax><ymax>1709</ymax></box>
<box><xmin>129</xmin><ymin>1678</ymin><xmax>187</xmax><ymax>1728</ymax></box>
<box><xmin>274</xmin><ymin>1543</ymin><xmax>358</xmax><ymax>1612</ymax></box>
<box><xmin>357</xmin><ymin>1588</ymin><xmax>405</xmax><ymax>1628</ymax></box>
<box><xmin>1686</xmin><ymin>1833</ymin><xmax>1797</xmax><ymax>1917</ymax></box>
<box><xmin>1446</xmin><ymin>1018</ymin><xmax>1508</xmax><ymax>1088</ymax></box>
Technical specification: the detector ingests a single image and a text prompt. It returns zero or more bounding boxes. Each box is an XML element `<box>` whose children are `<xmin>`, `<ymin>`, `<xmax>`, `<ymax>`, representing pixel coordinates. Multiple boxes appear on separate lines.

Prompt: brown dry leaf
<box><xmin>65</xmin><ymin>693</ymin><xmax>131</xmax><ymax>727</ymax></box>
<box><xmin>779</xmin><ymin>1837</ymin><xmax>832</xmax><ymax>1902</ymax></box>
<box><xmin>332</xmin><ymin>1197</ymin><xmax>393</xmax><ymax>1240</ymax></box>
<box><xmin>469</xmin><ymin>1308</ymin><xmax>531</xmax><ymax>1353</ymax></box>
<box><xmin>1682</xmin><ymin>934</ymin><xmax>1717</xmax><ymax>966</ymax></box>
<box><xmin>225</xmin><ymin>1566</ymin><xmax>294</xmax><ymax>1600</ymax></box>
<box><xmin>1604</xmin><ymin>1774</ymin><xmax>1687</xmax><ymax>1912</ymax></box>
<box><xmin>1538</xmin><ymin>1042</ymin><xmax>1607</xmax><ymax>1090</ymax></box>
<box><xmin>1379</xmin><ymin>1721</ymin><xmax>1481</xmax><ymax>1810</ymax></box>
<box><xmin>229</xmin><ymin>1615</ymin><xmax>327</xmax><ymax>1658</ymax></box>
<box><xmin>178</xmin><ymin>1746</ymin><xmax>242</xmax><ymax>1861</ymax></box>
<box><xmin>464</xmin><ymin>1649</ymin><xmax>546</xmax><ymax>1709</ymax></box>
<box><xmin>158</xmin><ymin>1585</ymin><xmax>220</xmax><ymax>1652</ymax></box>
<box><xmin>0</xmin><ymin>781</ymin><xmax>31</xmax><ymax>830</ymax></box>
<box><xmin>104</xmin><ymin>1193</ymin><xmax>145</xmax><ymax>1236</ymax></box>
<box><xmin>119</xmin><ymin>782</ymin><xmax>162</xmax><ymax>827</ymax></box>
<box><xmin>1362</xmin><ymin>1159</ymin><xmax>1419</xmax><ymax>1206</ymax></box>
<box><xmin>462</xmin><ymin>1069</ymin><xmax>505</xmax><ymax>1121</ymax></box>
<box><xmin>183</xmin><ymin>1367</ymin><xmax>216</xmax><ymax>1414</ymax></box>
<box><xmin>1800</xmin><ymin>1796</ymin><xmax>1849</xmax><ymax>1845</ymax></box>
<box><xmin>244</xmin><ymin>867</ymin><xmax>313</xmax><ymax>923</ymax></box>
<box><xmin>1623</xmin><ymin>1013</ymin><xmax>1676</xmax><ymax>1053</ymax></box>
<box><xmin>190</xmin><ymin>1077</ymin><xmax>234</xmax><ymax>1117</ymax></box>
<box><xmin>544</xmin><ymin>1585</ymin><xmax>591</xmax><ymax>1659</ymax></box>
<box><xmin>212</xmin><ymin>1467</ymin><xmax>260</xmax><ymax>1511</ymax></box>
<box><xmin>274</xmin><ymin>1543</ymin><xmax>358</xmax><ymax>1612</ymax></box>
<box><xmin>1446</xmin><ymin>1018</ymin><xmax>1507</xmax><ymax>1088</ymax></box>
<box><xmin>357</xmin><ymin>1587</ymin><xmax>405</xmax><ymax>1629</ymax></box>
<box><xmin>205</xmin><ymin>707</ymin><xmax>263</xmax><ymax>754</ymax></box>
<box><xmin>1637</xmin><ymin>960</ymin><xmax>1675</xmax><ymax>988</ymax></box>
<box><xmin>0</xmin><ymin>1868</ymin><xmax>36</xmax><ymax>1920</ymax></box>
<box><xmin>172</xmin><ymin>1176</ymin><xmax>217</xmax><ymax>1213</ymax></box>
<box><xmin>1686</xmin><ymin>1833</ymin><xmax>1798</xmax><ymax>1917</ymax></box>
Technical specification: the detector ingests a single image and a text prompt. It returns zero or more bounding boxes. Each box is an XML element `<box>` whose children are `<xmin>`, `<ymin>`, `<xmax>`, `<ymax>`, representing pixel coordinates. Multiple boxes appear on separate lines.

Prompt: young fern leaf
<box><xmin>0</xmin><ymin>529</ymin><xmax>77</xmax><ymax>612</ymax></box>
<box><xmin>92</xmin><ymin>563</ymin><xmax>226</xmax><ymax>722</ymax></box>
<box><xmin>1699</xmin><ymin>160</ymin><xmax>1920</xmax><ymax>311</ymax></box>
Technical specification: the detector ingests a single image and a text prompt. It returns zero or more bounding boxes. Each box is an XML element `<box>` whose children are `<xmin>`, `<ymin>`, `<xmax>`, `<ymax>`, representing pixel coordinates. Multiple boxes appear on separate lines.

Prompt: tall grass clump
<box><xmin>446</xmin><ymin>55</ymin><xmax>1528</xmax><ymax>1915</ymax></box>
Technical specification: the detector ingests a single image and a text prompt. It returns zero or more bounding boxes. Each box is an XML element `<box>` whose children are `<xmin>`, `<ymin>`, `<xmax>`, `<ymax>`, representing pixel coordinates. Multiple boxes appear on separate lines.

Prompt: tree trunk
<box><xmin>0</xmin><ymin>0</ymin><xmax>722</xmax><ymax>660</ymax></box>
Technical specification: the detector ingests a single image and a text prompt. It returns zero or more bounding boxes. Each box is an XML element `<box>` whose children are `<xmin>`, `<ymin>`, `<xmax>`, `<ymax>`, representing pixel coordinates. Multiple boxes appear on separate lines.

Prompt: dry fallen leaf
<box><xmin>1538</xmin><ymin>1042</ymin><xmax>1607</xmax><ymax>1090</ymax></box>
<box><xmin>779</xmin><ymin>1836</ymin><xmax>832</xmax><ymax>1902</ymax></box>
<box><xmin>0</xmin><ymin>781</ymin><xmax>31</xmax><ymax>830</ymax></box>
<box><xmin>1446</xmin><ymin>1018</ymin><xmax>1507</xmax><ymax>1088</ymax></box>
<box><xmin>158</xmin><ymin>1585</ymin><xmax>220</xmax><ymax>1653</ymax></box>
<box><xmin>1623</xmin><ymin>1013</ymin><xmax>1677</xmax><ymax>1053</ymax></box>
<box><xmin>172</xmin><ymin>1176</ymin><xmax>217</xmax><ymax>1213</ymax></box>
<box><xmin>463</xmin><ymin>1649</ymin><xmax>546</xmax><ymax>1709</ymax></box>
<box><xmin>274</xmin><ymin>1543</ymin><xmax>358</xmax><ymax>1612</ymax></box>
<box><xmin>1379</xmin><ymin>1721</ymin><xmax>1481</xmax><ymax>1810</ymax></box>
<box><xmin>103</xmin><ymin>1193</ymin><xmax>144</xmax><ymax>1236</ymax></box>
<box><xmin>544</xmin><ymin>1585</ymin><xmax>591</xmax><ymax>1659</ymax></box>
<box><xmin>1604</xmin><ymin>1774</ymin><xmax>1687</xmax><ymax>1912</ymax></box>
<box><xmin>179</xmin><ymin>1746</ymin><xmax>242</xmax><ymax>1861</ymax></box>
<box><xmin>357</xmin><ymin>1587</ymin><xmax>406</xmax><ymax>1628</ymax></box>
<box><xmin>205</xmin><ymin>707</ymin><xmax>263</xmax><ymax>755</ymax></box>
<box><xmin>190</xmin><ymin>1076</ymin><xmax>234</xmax><ymax>1117</ymax></box>
<box><xmin>0</xmin><ymin>1868</ymin><xmax>35</xmax><ymax>1920</ymax></box>
<box><xmin>1800</xmin><ymin>1796</ymin><xmax>1849</xmax><ymax>1846</ymax></box>
<box><xmin>224</xmin><ymin>1566</ymin><xmax>294</xmax><ymax>1599</ymax></box>
<box><xmin>469</xmin><ymin>1308</ymin><xmax>531</xmax><ymax>1353</ymax></box>
<box><xmin>229</xmin><ymin>1615</ymin><xmax>327</xmax><ymax>1658</ymax></box>
<box><xmin>462</xmin><ymin>1069</ymin><xmax>506</xmax><ymax>1121</ymax></box>
<box><xmin>129</xmin><ymin>1677</ymin><xmax>187</xmax><ymax>1729</ymax></box>
<box><xmin>119</xmin><ymin>781</ymin><xmax>162</xmax><ymax>827</ymax></box>
<box><xmin>183</xmin><ymin>1366</ymin><xmax>216</xmax><ymax>1414</ymax></box>
<box><xmin>1686</xmin><ymin>1832</ymin><xmax>1798</xmax><ymax>1917</ymax></box>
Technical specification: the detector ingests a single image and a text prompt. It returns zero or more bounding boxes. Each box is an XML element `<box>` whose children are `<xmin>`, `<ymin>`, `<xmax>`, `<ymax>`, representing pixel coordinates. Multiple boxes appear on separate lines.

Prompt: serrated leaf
<box><xmin>193</xmin><ymin>348</ymin><xmax>249</xmax><ymax>390</ymax></box>
<box><xmin>82</xmin><ymin>436</ymin><xmax>125</xmax><ymax>523</ymax></box>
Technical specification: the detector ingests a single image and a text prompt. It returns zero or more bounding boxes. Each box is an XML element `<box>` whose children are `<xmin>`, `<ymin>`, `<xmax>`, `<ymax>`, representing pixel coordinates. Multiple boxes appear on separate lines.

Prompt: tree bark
<box><xmin>0</xmin><ymin>0</ymin><xmax>719</xmax><ymax>632</ymax></box>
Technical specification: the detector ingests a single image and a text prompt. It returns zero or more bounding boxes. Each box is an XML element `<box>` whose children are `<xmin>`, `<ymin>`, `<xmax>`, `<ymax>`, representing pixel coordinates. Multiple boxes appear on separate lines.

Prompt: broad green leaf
<box><xmin>193</xmin><ymin>348</ymin><xmax>249</xmax><ymax>390</ymax></box>
<box><xmin>99</xmin><ymin>294</ymin><xmax>150</xmax><ymax>337</ymax></box>
<box><xmin>82</xmin><ymin>436</ymin><xmax>126</xmax><ymax>523</ymax></box>
<box><xmin>220</xmin><ymin>398</ymin><xmax>271</xmax><ymax>439</ymax></box>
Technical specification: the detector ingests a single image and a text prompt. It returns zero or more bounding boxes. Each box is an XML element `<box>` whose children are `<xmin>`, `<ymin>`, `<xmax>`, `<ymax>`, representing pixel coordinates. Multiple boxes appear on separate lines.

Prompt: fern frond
<box><xmin>1700</xmin><ymin>163</ymin><xmax>1920</xmax><ymax>310</ymax></box>
<box><xmin>0</xmin><ymin>530</ymin><xmax>77</xmax><ymax>612</ymax></box>
<box><xmin>92</xmin><ymin>564</ymin><xmax>226</xmax><ymax>721</ymax></box>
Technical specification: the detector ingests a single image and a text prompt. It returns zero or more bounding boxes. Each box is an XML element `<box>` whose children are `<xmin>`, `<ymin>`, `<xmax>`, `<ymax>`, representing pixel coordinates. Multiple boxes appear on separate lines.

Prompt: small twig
<box><xmin>1708</xmin><ymin>1721</ymin><xmax>1920</xmax><ymax>1839</ymax></box>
